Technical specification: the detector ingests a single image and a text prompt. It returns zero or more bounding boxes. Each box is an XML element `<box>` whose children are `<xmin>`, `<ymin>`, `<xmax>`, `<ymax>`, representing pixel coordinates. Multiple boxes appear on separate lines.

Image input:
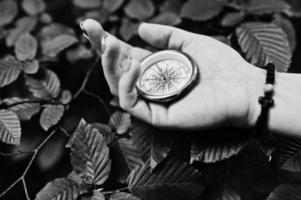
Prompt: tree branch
<box><xmin>73</xmin><ymin>57</ymin><xmax>100</xmax><ymax>100</ymax></box>
<box><xmin>0</xmin><ymin>128</ymin><xmax>59</xmax><ymax>199</ymax></box>
<box><xmin>59</xmin><ymin>127</ymin><xmax>70</xmax><ymax>137</ymax></box>
<box><xmin>22</xmin><ymin>179</ymin><xmax>30</xmax><ymax>200</ymax></box>
<box><xmin>0</xmin><ymin>57</ymin><xmax>106</xmax><ymax>199</ymax></box>
<box><xmin>83</xmin><ymin>89</ymin><xmax>111</xmax><ymax>116</ymax></box>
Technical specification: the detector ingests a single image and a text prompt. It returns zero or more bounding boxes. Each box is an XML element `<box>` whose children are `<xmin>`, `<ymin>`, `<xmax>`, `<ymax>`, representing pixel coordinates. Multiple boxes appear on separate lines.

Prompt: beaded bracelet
<box><xmin>254</xmin><ymin>63</ymin><xmax>275</xmax><ymax>138</ymax></box>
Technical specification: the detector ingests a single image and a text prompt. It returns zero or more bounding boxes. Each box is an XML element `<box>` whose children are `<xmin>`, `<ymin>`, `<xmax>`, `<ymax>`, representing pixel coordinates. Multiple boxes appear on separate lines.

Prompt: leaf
<box><xmin>37</xmin><ymin>134</ymin><xmax>65</xmax><ymax>170</ymax></box>
<box><xmin>66</xmin><ymin>45</ymin><xmax>93</xmax><ymax>63</ymax></box>
<box><xmin>245</xmin><ymin>0</ymin><xmax>290</xmax><ymax>15</ymax></box>
<box><xmin>180</xmin><ymin>0</ymin><xmax>224</xmax><ymax>21</ymax></box>
<box><xmin>91</xmin><ymin>123</ymin><xmax>115</xmax><ymax>145</ymax></box>
<box><xmin>22</xmin><ymin>0</ymin><xmax>46</xmax><ymax>16</ymax></box>
<box><xmin>42</xmin><ymin>34</ymin><xmax>78</xmax><ymax>58</ymax></box>
<box><xmin>0</xmin><ymin>110</ymin><xmax>21</xmax><ymax>145</ymax></box>
<box><xmin>104</xmin><ymin>0</ymin><xmax>124</xmax><ymax>12</ymax></box>
<box><xmin>119</xmin><ymin>18</ymin><xmax>138</xmax><ymax>41</ymax></box>
<box><xmin>160</xmin><ymin>0</ymin><xmax>183</xmax><ymax>14</ymax></box>
<box><xmin>225</xmin><ymin>0</ymin><xmax>290</xmax><ymax>14</ymax></box>
<box><xmin>22</xmin><ymin>59</ymin><xmax>39</xmax><ymax>74</ymax></box>
<box><xmin>236</xmin><ymin>22</ymin><xmax>292</xmax><ymax>72</ymax></box>
<box><xmin>278</xmin><ymin>137</ymin><xmax>301</xmax><ymax>168</ymax></box>
<box><xmin>213</xmin><ymin>35</ymin><xmax>231</xmax><ymax>46</ymax></box>
<box><xmin>0</xmin><ymin>58</ymin><xmax>22</xmax><ymax>87</ymax></box>
<box><xmin>281</xmin><ymin>150</ymin><xmax>301</xmax><ymax>172</ymax></box>
<box><xmin>285</xmin><ymin>0</ymin><xmax>301</xmax><ymax>17</ymax></box>
<box><xmin>118</xmin><ymin>119</ymin><xmax>172</xmax><ymax>170</ymax></box>
<box><xmin>67</xmin><ymin>119</ymin><xmax>111</xmax><ymax>185</ymax></box>
<box><xmin>40</xmin><ymin>104</ymin><xmax>65</xmax><ymax>131</ymax></box>
<box><xmin>25</xmin><ymin>69</ymin><xmax>61</xmax><ymax>99</ymax></box>
<box><xmin>0</xmin><ymin>27</ymin><xmax>7</xmax><ymax>39</ymax></box>
<box><xmin>59</xmin><ymin>90</ymin><xmax>72</xmax><ymax>105</ymax></box>
<box><xmin>273</xmin><ymin>14</ymin><xmax>297</xmax><ymax>53</ymax></box>
<box><xmin>221</xmin><ymin>184</ymin><xmax>241</xmax><ymax>200</ymax></box>
<box><xmin>35</xmin><ymin>177</ymin><xmax>80</xmax><ymax>200</ymax></box>
<box><xmin>39</xmin><ymin>12</ymin><xmax>53</xmax><ymax>24</ymax></box>
<box><xmin>39</xmin><ymin>23</ymin><xmax>75</xmax><ymax>43</ymax></box>
<box><xmin>91</xmin><ymin>191</ymin><xmax>105</xmax><ymax>200</ymax></box>
<box><xmin>73</xmin><ymin>0</ymin><xmax>102</xmax><ymax>9</ymax></box>
<box><xmin>15</xmin><ymin>33</ymin><xmax>38</xmax><ymax>61</ymax></box>
<box><xmin>259</xmin><ymin>132</ymin><xmax>280</xmax><ymax>156</ymax></box>
<box><xmin>128</xmin><ymin>158</ymin><xmax>204</xmax><ymax>200</ymax></box>
<box><xmin>267</xmin><ymin>183</ymin><xmax>301</xmax><ymax>200</ymax></box>
<box><xmin>110</xmin><ymin>192</ymin><xmax>140</xmax><ymax>200</ymax></box>
<box><xmin>190</xmin><ymin>136</ymin><xmax>247</xmax><ymax>163</ymax></box>
<box><xmin>109</xmin><ymin>111</ymin><xmax>131</xmax><ymax>135</ymax></box>
<box><xmin>3</xmin><ymin>97</ymin><xmax>40</xmax><ymax>121</ymax></box>
<box><xmin>150</xmin><ymin>12</ymin><xmax>182</xmax><ymax>26</ymax></box>
<box><xmin>0</xmin><ymin>0</ymin><xmax>18</xmax><ymax>26</ymax></box>
<box><xmin>221</xmin><ymin>11</ymin><xmax>245</xmax><ymax>27</ymax></box>
<box><xmin>124</xmin><ymin>0</ymin><xmax>155</xmax><ymax>20</ymax></box>
<box><xmin>6</xmin><ymin>16</ymin><xmax>37</xmax><ymax>47</ymax></box>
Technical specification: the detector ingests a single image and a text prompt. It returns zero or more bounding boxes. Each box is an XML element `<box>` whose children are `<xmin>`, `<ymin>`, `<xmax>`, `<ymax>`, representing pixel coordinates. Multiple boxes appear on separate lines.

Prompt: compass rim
<box><xmin>136</xmin><ymin>50</ymin><xmax>198</xmax><ymax>102</ymax></box>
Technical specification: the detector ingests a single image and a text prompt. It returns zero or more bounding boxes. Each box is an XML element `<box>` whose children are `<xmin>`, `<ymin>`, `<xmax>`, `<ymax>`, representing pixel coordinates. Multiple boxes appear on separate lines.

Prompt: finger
<box><xmin>102</xmin><ymin>35</ymin><xmax>122</xmax><ymax>95</ymax></box>
<box><xmin>118</xmin><ymin>59</ymin><xmax>152</xmax><ymax>124</ymax></box>
<box><xmin>81</xmin><ymin>19</ymin><xmax>152</xmax><ymax>96</ymax></box>
<box><xmin>138</xmin><ymin>23</ymin><xmax>196</xmax><ymax>50</ymax></box>
<box><xmin>80</xmin><ymin>19</ymin><xmax>105</xmax><ymax>56</ymax></box>
<box><xmin>118</xmin><ymin>58</ymin><xmax>140</xmax><ymax>110</ymax></box>
<box><xmin>102</xmin><ymin>34</ymin><xmax>151</xmax><ymax>95</ymax></box>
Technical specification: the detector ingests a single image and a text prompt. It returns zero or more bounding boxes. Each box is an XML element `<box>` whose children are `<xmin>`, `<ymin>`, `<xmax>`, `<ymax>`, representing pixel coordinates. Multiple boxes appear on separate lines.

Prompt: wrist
<box><xmin>247</xmin><ymin>65</ymin><xmax>301</xmax><ymax>137</ymax></box>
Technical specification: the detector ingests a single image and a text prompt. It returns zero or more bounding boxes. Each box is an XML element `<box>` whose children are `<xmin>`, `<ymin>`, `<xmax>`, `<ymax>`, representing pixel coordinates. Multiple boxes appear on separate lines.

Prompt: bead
<box><xmin>264</xmin><ymin>84</ymin><xmax>274</xmax><ymax>93</ymax></box>
<box><xmin>258</xmin><ymin>96</ymin><xmax>265</xmax><ymax>104</ymax></box>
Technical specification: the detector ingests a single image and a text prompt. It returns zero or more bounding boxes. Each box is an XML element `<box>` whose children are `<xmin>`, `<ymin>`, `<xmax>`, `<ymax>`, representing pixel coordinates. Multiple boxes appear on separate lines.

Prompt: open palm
<box><xmin>82</xmin><ymin>19</ymin><xmax>264</xmax><ymax>130</ymax></box>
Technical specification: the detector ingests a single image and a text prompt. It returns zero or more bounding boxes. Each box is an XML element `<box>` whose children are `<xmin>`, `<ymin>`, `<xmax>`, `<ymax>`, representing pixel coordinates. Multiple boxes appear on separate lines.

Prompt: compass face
<box><xmin>139</xmin><ymin>60</ymin><xmax>191</xmax><ymax>95</ymax></box>
<box><xmin>136</xmin><ymin>50</ymin><xmax>197</xmax><ymax>102</ymax></box>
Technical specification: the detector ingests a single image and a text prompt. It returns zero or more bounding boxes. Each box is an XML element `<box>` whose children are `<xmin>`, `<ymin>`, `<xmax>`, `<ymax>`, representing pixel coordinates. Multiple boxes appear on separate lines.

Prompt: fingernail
<box><xmin>120</xmin><ymin>56</ymin><xmax>132</xmax><ymax>72</ymax></box>
<box><xmin>80</xmin><ymin>21</ymin><xmax>90</xmax><ymax>42</ymax></box>
<box><xmin>101</xmin><ymin>34</ymin><xmax>107</xmax><ymax>54</ymax></box>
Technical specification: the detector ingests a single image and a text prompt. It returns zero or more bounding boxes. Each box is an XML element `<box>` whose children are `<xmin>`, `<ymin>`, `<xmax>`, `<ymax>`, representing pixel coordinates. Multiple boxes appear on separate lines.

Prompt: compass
<box><xmin>136</xmin><ymin>50</ymin><xmax>198</xmax><ymax>102</ymax></box>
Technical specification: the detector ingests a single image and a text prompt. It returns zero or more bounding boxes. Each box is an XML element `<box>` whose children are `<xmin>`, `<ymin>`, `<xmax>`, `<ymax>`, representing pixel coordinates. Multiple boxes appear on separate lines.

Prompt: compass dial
<box><xmin>136</xmin><ymin>50</ymin><xmax>198</xmax><ymax>102</ymax></box>
<box><xmin>139</xmin><ymin>60</ymin><xmax>191</xmax><ymax>95</ymax></box>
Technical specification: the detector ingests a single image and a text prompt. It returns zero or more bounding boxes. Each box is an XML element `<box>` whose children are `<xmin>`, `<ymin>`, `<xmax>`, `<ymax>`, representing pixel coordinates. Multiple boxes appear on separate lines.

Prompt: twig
<box><xmin>0</xmin><ymin>128</ymin><xmax>59</xmax><ymax>199</ymax></box>
<box><xmin>102</xmin><ymin>187</ymin><xmax>129</xmax><ymax>195</ymax></box>
<box><xmin>83</xmin><ymin>89</ymin><xmax>111</xmax><ymax>116</ymax></box>
<box><xmin>0</xmin><ymin>150</ymin><xmax>34</xmax><ymax>157</ymax></box>
<box><xmin>60</xmin><ymin>127</ymin><xmax>70</xmax><ymax>137</ymax></box>
<box><xmin>0</xmin><ymin>57</ymin><xmax>103</xmax><ymax>199</ymax></box>
<box><xmin>0</xmin><ymin>99</ymin><xmax>64</xmax><ymax>110</ymax></box>
<box><xmin>22</xmin><ymin>179</ymin><xmax>30</xmax><ymax>200</ymax></box>
<box><xmin>73</xmin><ymin>57</ymin><xmax>100</xmax><ymax>100</ymax></box>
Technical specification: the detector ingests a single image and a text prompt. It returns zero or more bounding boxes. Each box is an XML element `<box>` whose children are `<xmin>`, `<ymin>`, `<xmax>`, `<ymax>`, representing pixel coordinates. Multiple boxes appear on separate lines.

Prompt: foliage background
<box><xmin>0</xmin><ymin>0</ymin><xmax>301</xmax><ymax>200</ymax></box>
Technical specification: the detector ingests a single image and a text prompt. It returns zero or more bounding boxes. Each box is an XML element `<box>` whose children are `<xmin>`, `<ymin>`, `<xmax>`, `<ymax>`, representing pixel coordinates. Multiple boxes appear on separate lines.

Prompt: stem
<box><xmin>0</xmin><ymin>57</ymin><xmax>103</xmax><ymax>199</ymax></box>
<box><xmin>73</xmin><ymin>58</ymin><xmax>100</xmax><ymax>100</ymax></box>
<box><xmin>60</xmin><ymin>127</ymin><xmax>70</xmax><ymax>137</ymax></box>
<box><xmin>102</xmin><ymin>187</ymin><xmax>129</xmax><ymax>195</ymax></box>
<box><xmin>0</xmin><ymin>99</ymin><xmax>64</xmax><ymax>110</ymax></box>
<box><xmin>0</xmin><ymin>178</ymin><xmax>22</xmax><ymax>198</ymax></box>
<box><xmin>83</xmin><ymin>89</ymin><xmax>111</xmax><ymax>116</ymax></box>
<box><xmin>22</xmin><ymin>179</ymin><xmax>30</xmax><ymax>200</ymax></box>
<box><xmin>0</xmin><ymin>128</ymin><xmax>59</xmax><ymax>199</ymax></box>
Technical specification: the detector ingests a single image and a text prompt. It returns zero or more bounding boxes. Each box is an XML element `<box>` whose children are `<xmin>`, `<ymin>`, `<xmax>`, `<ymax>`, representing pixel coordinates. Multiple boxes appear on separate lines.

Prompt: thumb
<box><xmin>138</xmin><ymin>23</ymin><xmax>195</xmax><ymax>50</ymax></box>
<box><xmin>80</xmin><ymin>19</ymin><xmax>106</xmax><ymax>56</ymax></box>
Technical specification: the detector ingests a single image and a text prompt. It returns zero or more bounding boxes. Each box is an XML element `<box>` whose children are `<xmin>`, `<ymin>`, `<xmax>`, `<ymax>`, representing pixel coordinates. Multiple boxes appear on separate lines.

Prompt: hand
<box><xmin>81</xmin><ymin>19</ymin><xmax>265</xmax><ymax>130</ymax></box>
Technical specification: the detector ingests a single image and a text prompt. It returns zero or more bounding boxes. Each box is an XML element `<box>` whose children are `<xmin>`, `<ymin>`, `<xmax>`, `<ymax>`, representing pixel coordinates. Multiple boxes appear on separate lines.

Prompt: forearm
<box><xmin>250</xmin><ymin>68</ymin><xmax>301</xmax><ymax>137</ymax></box>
